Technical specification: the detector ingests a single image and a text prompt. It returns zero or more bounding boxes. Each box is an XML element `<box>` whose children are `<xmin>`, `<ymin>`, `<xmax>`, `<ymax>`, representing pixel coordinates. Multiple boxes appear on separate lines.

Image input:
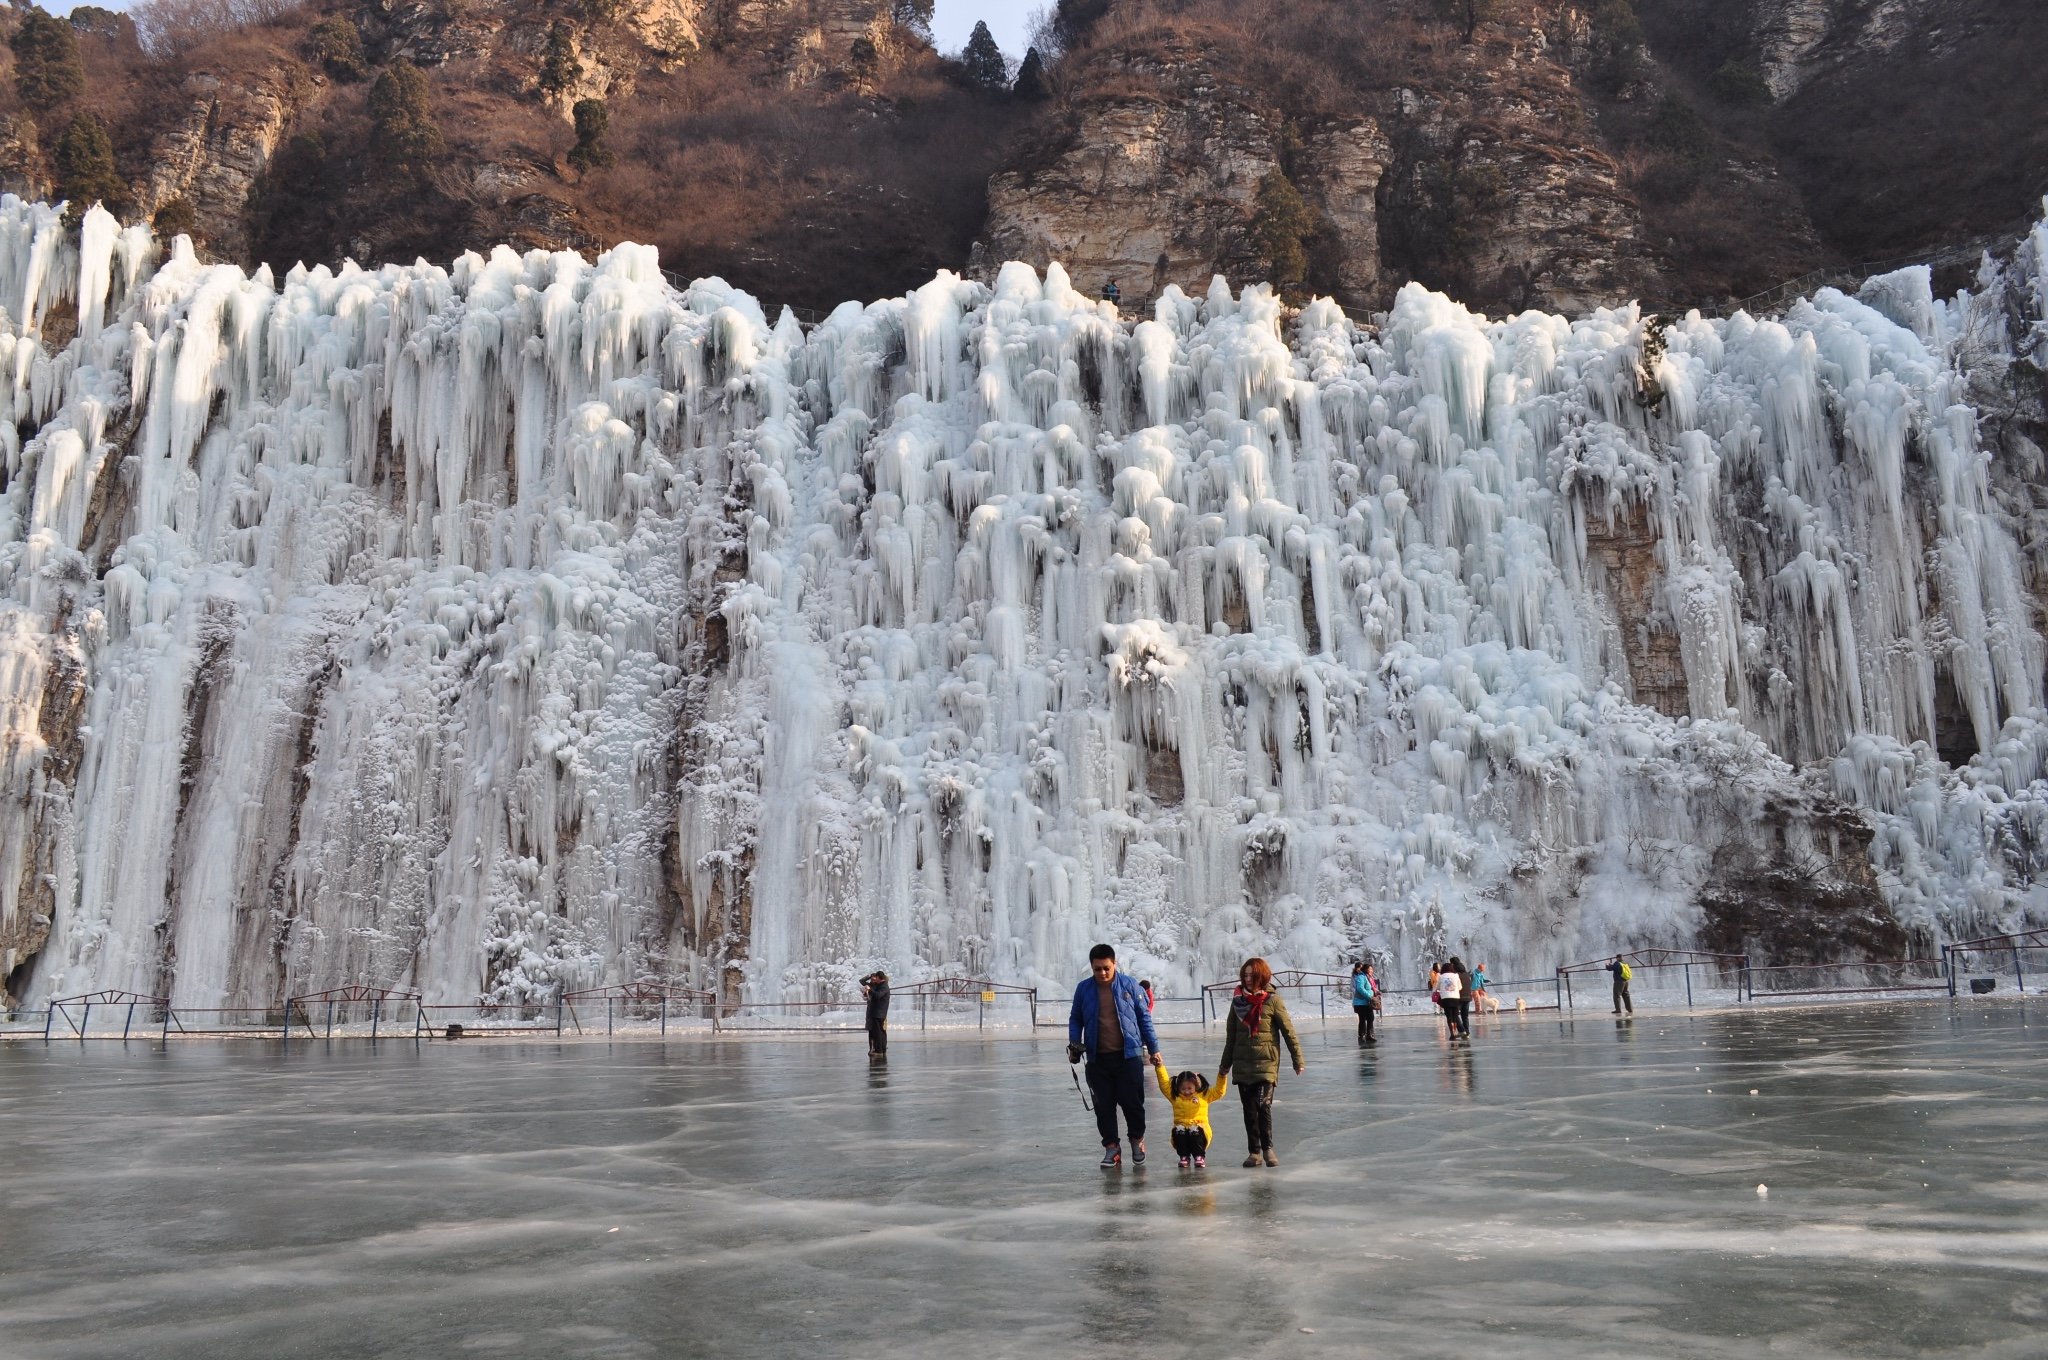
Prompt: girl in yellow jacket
<box><xmin>1156</xmin><ymin>1066</ymin><xmax>1229</xmax><ymax>1168</ymax></box>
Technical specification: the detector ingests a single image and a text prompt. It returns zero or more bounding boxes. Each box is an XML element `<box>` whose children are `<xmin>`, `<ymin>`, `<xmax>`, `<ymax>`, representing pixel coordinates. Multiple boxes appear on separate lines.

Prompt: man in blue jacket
<box><xmin>1067</xmin><ymin>943</ymin><xmax>1163</xmax><ymax>1169</ymax></box>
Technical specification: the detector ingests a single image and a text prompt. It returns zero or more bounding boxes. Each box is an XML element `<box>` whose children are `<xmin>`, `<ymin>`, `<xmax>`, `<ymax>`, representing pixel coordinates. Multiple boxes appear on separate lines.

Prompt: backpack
<box><xmin>1619</xmin><ymin>962</ymin><xmax>1633</xmax><ymax>981</ymax></box>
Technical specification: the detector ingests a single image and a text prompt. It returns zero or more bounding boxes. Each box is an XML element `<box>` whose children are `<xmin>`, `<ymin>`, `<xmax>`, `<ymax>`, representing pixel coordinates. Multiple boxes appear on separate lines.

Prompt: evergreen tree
<box><xmin>11</xmin><ymin>9</ymin><xmax>85</xmax><ymax>123</ymax></box>
<box><xmin>369</xmin><ymin>61</ymin><xmax>443</xmax><ymax>182</ymax></box>
<box><xmin>539</xmin><ymin>21</ymin><xmax>578</xmax><ymax>97</ymax></box>
<box><xmin>1708</xmin><ymin>59</ymin><xmax>1772</xmax><ymax>106</ymax></box>
<box><xmin>152</xmin><ymin>196</ymin><xmax>199</xmax><ymax>242</ymax></box>
<box><xmin>305</xmin><ymin>17</ymin><xmax>368</xmax><ymax>82</ymax></box>
<box><xmin>848</xmin><ymin>35</ymin><xmax>879</xmax><ymax>95</ymax></box>
<box><xmin>960</xmin><ymin>20</ymin><xmax>1007</xmax><ymax>89</ymax></box>
<box><xmin>1250</xmin><ymin>170</ymin><xmax>1312</xmax><ymax>287</ymax></box>
<box><xmin>1434</xmin><ymin>0</ymin><xmax>1503</xmax><ymax>44</ymax></box>
<box><xmin>1013</xmin><ymin>46</ymin><xmax>1048</xmax><ymax>100</ymax></box>
<box><xmin>568</xmin><ymin>98</ymin><xmax>614</xmax><ymax>171</ymax></box>
<box><xmin>891</xmin><ymin>0</ymin><xmax>934</xmax><ymax>40</ymax></box>
<box><xmin>54</xmin><ymin>111</ymin><xmax>124</xmax><ymax>224</ymax></box>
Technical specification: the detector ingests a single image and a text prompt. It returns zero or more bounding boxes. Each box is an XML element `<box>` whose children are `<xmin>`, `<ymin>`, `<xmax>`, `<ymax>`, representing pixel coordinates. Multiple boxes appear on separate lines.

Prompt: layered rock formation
<box><xmin>975</xmin><ymin>16</ymin><xmax>1668</xmax><ymax>315</ymax></box>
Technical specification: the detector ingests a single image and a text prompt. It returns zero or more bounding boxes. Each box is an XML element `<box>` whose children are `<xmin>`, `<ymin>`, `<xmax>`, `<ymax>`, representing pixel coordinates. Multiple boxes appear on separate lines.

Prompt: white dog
<box><xmin>1513</xmin><ymin>996</ymin><xmax>1526</xmax><ymax>1013</ymax></box>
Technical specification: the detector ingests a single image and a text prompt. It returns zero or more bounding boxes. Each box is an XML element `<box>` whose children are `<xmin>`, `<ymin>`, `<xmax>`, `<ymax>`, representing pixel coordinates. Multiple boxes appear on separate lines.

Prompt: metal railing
<box><xmin>1745</xmin><ymin>958</ymin><xmax>1949</xmax><ymax>1000</ymax></box>
<box><xmin>1941</xmin><ymin>932</ymin><xmax>2048</xmax><ymax>998</ymax></box>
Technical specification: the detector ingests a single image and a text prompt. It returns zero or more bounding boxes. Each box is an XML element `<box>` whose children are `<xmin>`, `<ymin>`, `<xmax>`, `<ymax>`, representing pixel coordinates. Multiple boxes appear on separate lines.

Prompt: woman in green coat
<box><xmin>1216</xmin><ymin>956</ymin><xmax>1306</xmax><ymax>1167</ymax></box>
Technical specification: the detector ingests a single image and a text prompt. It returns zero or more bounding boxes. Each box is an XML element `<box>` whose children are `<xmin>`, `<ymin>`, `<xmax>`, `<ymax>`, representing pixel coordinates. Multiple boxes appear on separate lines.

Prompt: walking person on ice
<box><xmin>1216</xmin><ymin>958</ymin><xmax>1305</xmax><ymax>1167</ymax></box>
<box><xmin>1436</xmin><ymin>958</ymin><xmax>1466</xmax><ymax>1041</ymax></box>
<box><xmin>860</xmin><ymin>970</ymin><xmax>890</xmax><ymax>1056</ymax></box>
<box><xmin>1350</xmin><ymin>958</ymin><xmax>1379</xmax><ymax>1045</ymax></box>
<box><xmin>1608</xmin><ymin>955</ymin><xmax>1633</xmax><ymax>1015</ymax></box>
<box><xmin>1067</xmin><ymin>944</ymin><xmax>1164</xmax><ymax>1169</ymax></box>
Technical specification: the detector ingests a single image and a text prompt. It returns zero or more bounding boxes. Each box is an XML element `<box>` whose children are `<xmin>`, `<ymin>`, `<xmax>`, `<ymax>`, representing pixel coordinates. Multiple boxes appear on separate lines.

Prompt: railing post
<box><xmin>327</xmin><ymin>999</ymin><xmax>335</xmax><ymax>1038</ymax></box>
<box><xmin>556</xmin><ymin>1000</ymin><xmax>564</xmax><ymax>1035</ymax></box>
<box><xmin>79</xmin><ymin>1001</ymin><xmax>90</xmax><ymax>1040</ymax></box>
<box><xmin>42</xmin><ymin>1002</ymin><xmax>54</xmax><ymax>1042</ymax></box>
<box><xmin>2015</xmin><ymin>944</ymin><xmax>2026</xmax><ymax>996</ymax></box>
<box><xmin>1685</xmin><ymin>962</ymin><xmax>1693</xmax><ymax>1009</ymax></box>
<box><xmin>371</xmin><ymin>1000</ymin><xmax>380</xmax><ymax>1041</ymax></box>
<box><xmin>1945</xmin><ymin>945</ymin><xmax>1956</xmax><ymax>998</ymax></box>
<box><xmin>607</xmin><ymin>996</ymin><xmax>614</xmax><ymax>1037</ymax></box>
<box><xmin>282</xmin><ymin>1001</ymin><xmax>291</xmax><ymax>1046</ymax></box>
<box><xmin>162</xmin><ymin>1004</ymin><xmax>170</xmax><ymax>1042</ymax></box>
<box><xmin>660</xmin><ymin>995</ymin><xmax>668</xmax><ymax>1036</ymax></box>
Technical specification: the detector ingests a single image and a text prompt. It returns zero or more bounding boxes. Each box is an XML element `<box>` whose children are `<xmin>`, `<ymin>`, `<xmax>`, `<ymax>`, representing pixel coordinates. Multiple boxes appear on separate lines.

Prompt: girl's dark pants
<box><xmin>1354</xmin><ymin>1003</ymin><xmax>1375</xmax><ymax>1040</ymax></box>
<box><xmin>1238</xmin><ymin>1081</ymin><xmax>1275</xmax><ymax>1152</ymax></box>
<box><xmin>1171</xmin><ymin>1127</ymin><xmax>1209</xmax><ymax>1158</ymax></box>
<box><xmin>1085</xmin><ymin>1055</ymin><xmax>1148</xmax><ymax>1146</ymax></box>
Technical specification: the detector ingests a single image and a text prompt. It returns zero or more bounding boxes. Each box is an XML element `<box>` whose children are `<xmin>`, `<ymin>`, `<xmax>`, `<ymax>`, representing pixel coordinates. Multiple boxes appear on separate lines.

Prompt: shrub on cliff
<box><xmin>568</xmin><ymin>98</ymin><xmax>613</xmax><ymax>171</ymax></box>
<box><xmin>1250</xmin><ymin>170</ymin><xmax>1313</xmax><ymax>287</ymax></box>
<box><xmin>54</xmin><ymin>112</ymin><xmax>126</xmax><ymax>222</ymax></box>
<box><xmin>10</xmin><ymin>9</ymin><xmax>86</xmax><ymax>123</ymax></box>
<box><xmin>305</xmin><ymin>16</ymin><xmax>367</xmax><ymax>82</ymax></box>
<box><xmin>1433</xmin><ymin>0</ymin><xmax>1504</xmax><ymax>45</ymax></box>
<box><xmin>539</xmin><ymin>21</ymin><xmax>578</xmax><ymax>97</ymax></box>
<box><xmin>369</xmin><ymin>61</ymin><xmax>443</xmax><ymax>182</ymax></box>
<box><xmin>1708</xmin><ymin>60</ymin><xmax>1772</xmax><ymax>107</ymax></box>
<box><xmin>152</xmin><ymin>195</ymin><xmax>199</xmax><ymax>241</ymax></box>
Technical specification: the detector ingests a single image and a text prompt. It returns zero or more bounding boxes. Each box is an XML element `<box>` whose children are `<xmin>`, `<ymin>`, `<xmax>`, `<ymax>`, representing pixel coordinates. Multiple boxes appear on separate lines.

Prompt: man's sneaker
<box><xmin>1099</xmin><ymin>1143</ymin><xmax>1122</xmax><ymax>1169</ymax></box>
<box><xmin>1132</xmin><ymin>1139</ymin><xmax>1147</xmax><ymax>1165</ymax></box>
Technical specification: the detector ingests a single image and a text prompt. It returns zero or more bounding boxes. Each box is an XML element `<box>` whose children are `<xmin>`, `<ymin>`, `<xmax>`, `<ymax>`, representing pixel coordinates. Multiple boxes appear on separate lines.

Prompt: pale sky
<box><xmin>55</xmin><ymin>0</ymin><xmax>1040</xmax><ymax>61</ymax></box>
<box><xmin>932</xmin><ymin>0</ymin><xmax>1034</xmax><ymax>59</ymax></box>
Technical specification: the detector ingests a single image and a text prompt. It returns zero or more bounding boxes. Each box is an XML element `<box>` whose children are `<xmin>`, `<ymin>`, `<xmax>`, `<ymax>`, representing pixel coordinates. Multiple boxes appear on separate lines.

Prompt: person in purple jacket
<box><xmin>1067</xmin><ymin>943</ymin><xmax>1164</xmax><ymax>1169</ymax></box>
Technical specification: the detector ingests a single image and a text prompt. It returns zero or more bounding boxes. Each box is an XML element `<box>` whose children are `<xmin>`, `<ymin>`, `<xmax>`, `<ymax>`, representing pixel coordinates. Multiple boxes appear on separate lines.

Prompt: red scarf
<box><xmin>1233</xmin><ymin>986</ymin><xmax>1269</xmax><ymax>1034</ymax></box>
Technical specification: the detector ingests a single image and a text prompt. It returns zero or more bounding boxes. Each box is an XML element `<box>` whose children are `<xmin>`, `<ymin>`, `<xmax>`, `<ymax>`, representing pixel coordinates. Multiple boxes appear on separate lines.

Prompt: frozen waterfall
<box><xmin>4</xmin><ymin>194</ymin><xmax>2048</xmax><ymax>1011</ymax></box>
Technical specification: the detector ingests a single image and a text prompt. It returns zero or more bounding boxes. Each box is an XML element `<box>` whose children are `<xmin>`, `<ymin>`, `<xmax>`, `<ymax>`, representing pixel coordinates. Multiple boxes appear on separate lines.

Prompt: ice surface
<box><xmin>5</xmin><ymin>195</ymin><xmax>2048</xmax><ymax>1011</ymax></box>
<box><xmin>1</xmin><ymin>1002</ymin><xmax>2043</xmax><ymax>1359</ymax></box>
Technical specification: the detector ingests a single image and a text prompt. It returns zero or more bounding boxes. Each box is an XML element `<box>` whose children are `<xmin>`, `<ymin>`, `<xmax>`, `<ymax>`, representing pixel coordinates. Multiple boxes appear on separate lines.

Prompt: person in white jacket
<box><xmin>1436</xmin><ymin>960</ymin><xmax>1465</xmax><ymax>1041</ymax></box>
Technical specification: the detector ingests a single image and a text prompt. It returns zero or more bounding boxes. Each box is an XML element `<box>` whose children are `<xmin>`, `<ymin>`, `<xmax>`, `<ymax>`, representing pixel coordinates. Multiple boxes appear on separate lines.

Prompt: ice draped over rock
<box><xmin>4</xmin><ymin>195</ymin><xmax>2048</xmax><ymax>1010</ymax></box>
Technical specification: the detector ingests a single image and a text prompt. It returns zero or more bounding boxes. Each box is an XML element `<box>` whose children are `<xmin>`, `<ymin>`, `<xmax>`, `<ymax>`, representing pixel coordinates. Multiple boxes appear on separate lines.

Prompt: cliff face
<box><xmin>133</xmin><ymin>70</ymin><xmax>306</xmax><ymax>261</ymax></box>
<box><xmin>973</xmin><ymin>12</ymin><xmax>1670</xmax><ymax>315</ymax></box>
<box><xmin>1639</xmin><ymin>0</ymin><xmax>2048</xmax><ymax>262</ymax></box>
<box><xmin>973</xmin><ymin>41</ymin><xmax>1303</xmax><ymax>304</ymax></box>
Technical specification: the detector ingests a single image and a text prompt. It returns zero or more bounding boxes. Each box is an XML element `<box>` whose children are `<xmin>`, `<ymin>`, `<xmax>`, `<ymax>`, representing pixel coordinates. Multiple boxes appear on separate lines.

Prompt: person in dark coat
<box><xmin>1067</xmin><ymin>943</ymin><xmax>1164</xmax><ymax>1169</ymax></box>
<box><xmin>1607</xmin><ymin>956</ymin><xmax>1633</xmax><ymax>1015</ymax></box>
<box><xmin>1217</xmin><ymin>957</ymin><xmax>1305</xmax><ymax>1166</ymax></box>
<box><xmin>860</xmin><ymin>970</ymin><xmax>891</xmax><ymax>1055</ymax></box>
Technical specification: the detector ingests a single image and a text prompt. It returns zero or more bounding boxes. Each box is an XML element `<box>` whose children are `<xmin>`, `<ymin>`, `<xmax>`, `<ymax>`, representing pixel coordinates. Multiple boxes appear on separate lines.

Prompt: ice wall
<box><xmin>5</xmin><ymin>194</ymin><xmax>2048</xmax><ymax>1009</ymax></box>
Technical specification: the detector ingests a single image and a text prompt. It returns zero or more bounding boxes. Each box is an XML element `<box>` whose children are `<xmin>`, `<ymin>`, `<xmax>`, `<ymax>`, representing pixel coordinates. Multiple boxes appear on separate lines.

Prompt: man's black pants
<box><xmin>867</xmin><ymin>1016</ymin><xmax>887</xmax><ymax>1053</ymax></box>
<box><xmin>1086</xmin><ymin>1054</ymin><xmax>1147</xmax><ymax>1146</ymax></box>
<box><xmin>1613</xmin><ymin>981</ymin><xmax>1632</xmax><ymax>1015</ymax></box>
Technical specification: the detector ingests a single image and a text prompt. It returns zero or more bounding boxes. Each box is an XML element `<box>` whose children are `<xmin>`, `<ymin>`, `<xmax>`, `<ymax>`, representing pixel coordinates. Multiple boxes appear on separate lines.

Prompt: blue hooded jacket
<box><xmin>1068</xmin><ymin>970</ymin><xmax>1161</xmax><ymax>1059</ymax></box>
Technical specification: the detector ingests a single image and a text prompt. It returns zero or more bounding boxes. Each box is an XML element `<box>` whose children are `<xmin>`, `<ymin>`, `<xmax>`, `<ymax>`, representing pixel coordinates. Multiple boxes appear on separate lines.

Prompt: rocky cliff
<box><xmin>0</xmin><ymin>0</ymin><xmax>2037</xmax><ymax>320</ymax></box>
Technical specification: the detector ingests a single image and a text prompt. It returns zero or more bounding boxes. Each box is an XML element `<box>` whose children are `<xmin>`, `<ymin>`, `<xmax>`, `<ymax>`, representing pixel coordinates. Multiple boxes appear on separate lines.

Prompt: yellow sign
<box><xmin>980</xmin><ymin>990</ymin><xmax>996</xmax><ymax>1004</ymax></box>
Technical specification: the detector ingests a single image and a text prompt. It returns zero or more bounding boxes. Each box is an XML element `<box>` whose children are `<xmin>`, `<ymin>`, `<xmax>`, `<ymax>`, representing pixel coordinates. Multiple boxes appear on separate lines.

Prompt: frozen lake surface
<box><xmin>2</xmin><ymin>1003</ymin><xmax>2043</xmax><ymax>1359</ymax></box>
